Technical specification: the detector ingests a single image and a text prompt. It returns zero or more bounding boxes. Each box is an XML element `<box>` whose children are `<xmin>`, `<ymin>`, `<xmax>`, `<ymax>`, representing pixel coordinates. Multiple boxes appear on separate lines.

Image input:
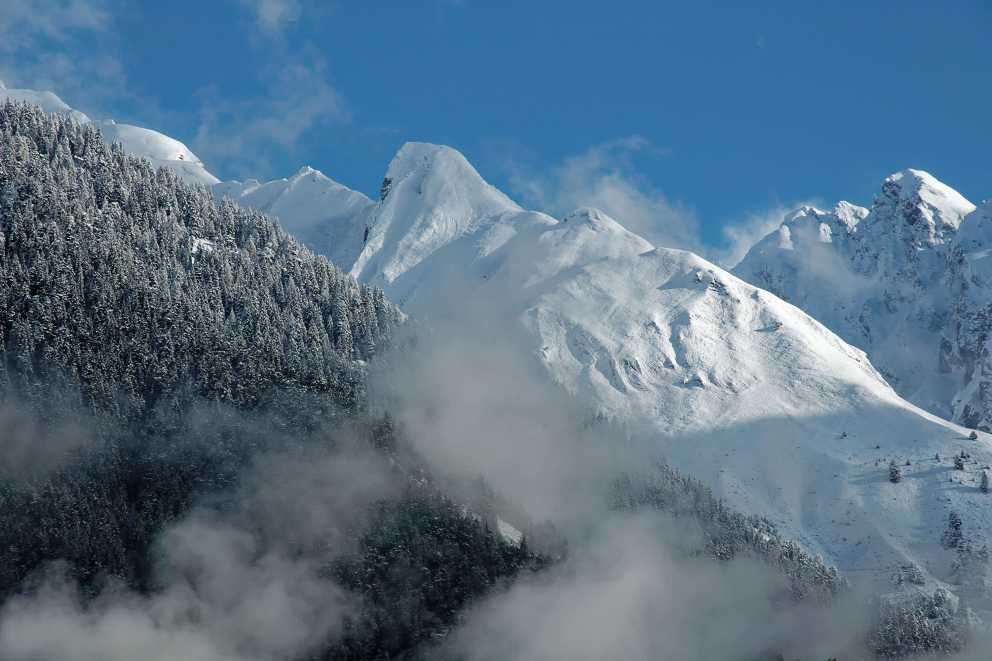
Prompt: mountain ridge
<box><xmin>0</xmin><ymin>82</ymin><xmax>218</xmax><ymax>186</ymax></box>
<box><xmin>248</xmin><ymin>141</ymin><xmax>992</xmax><ymax>590</ymax></box>
<box><xmin>735</xmin><ymin>168</ymin><xmax>992</xmax><ymax>432</ymax></box>
<box><xmin>6</xmin><ymin>82</ymin><xmax>992</xmax><ymax>597</ymax></box>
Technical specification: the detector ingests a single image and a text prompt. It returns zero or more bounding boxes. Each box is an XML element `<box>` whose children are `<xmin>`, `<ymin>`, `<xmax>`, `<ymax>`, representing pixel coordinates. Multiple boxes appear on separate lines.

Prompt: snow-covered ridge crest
<box><xmin>878</xmin><ymin>168</ymin><xmax>976</xmax><ymax>236</ymax></box>
<box><xmin>351</xmin><ymin>142</ymin><xmax>522</xmax><ymax>286</ymax></box>
<box><xmin>733</xmin><ymin>168</ymin><xmax>992</xmax><ymax>430</ymax></box>
<box><xmin>289</xmin><ymin>145</ymin><xmax>991</xmax><ymax>589</ymax></box>
<box><xmin>3</xmin><ymin>84</ymin><xmax>986</xmax><ymax>591</ymax></box>
<box><xmin>214</xmin><ymin>164</ymin><xmax>374</xmax><ymax>270</ymax></box>
<box><xmin>0</xmin><ymin>83</ymin><xmax>218</xmax><ymax>186</ymax></box>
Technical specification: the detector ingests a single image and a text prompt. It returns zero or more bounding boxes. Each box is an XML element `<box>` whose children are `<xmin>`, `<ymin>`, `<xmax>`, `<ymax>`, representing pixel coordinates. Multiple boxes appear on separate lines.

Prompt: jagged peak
<box><xmin>834</xmin><ymin>201</ymin><xmax>870</xmax><ymax>229</ymax></box>
<box><xmin>756</xmin><ymin>203</ymin><xmax>866</xmax><ymax>253</ymax></box>
<box><xmin>782</xmin><ymin>205</ymin><xmax>828</xmax><ymax>224</ymax></box>
<box><xmin>782</xmin><ymin>202</ymin><xmax>867</xmax><ymax>233</ymax></box>
<box><xmin>876</xmin><ymin>168</ymin><xmax>975</xmax><ymax>232</ymax></box>
<box><xmin>294</xmin><ymin>164</ymin><xmax>320</xmax><ymax>178</ymax></box>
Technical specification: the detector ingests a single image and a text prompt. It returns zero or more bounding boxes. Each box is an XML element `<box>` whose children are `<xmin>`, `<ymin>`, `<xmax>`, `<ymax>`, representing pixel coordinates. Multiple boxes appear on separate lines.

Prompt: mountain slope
<box><xmin>352</xmin><ymin>142</ymin><xmax>522</xmax><ymax>288</ymax></box>
<box><xmin>215</xmin><ymin>165</ymin><xmax>375</xmax><ymax>270</ymax></box>
<box><xmin>0</xmin><ymin>81</ymin><xmax>218</xmax><ymax>185</ymax></box>
<box><xmin>0</xmin><ymin>101</ymin><xmax>881</xmax><ymax>661</ymax></box>
<box><xmin>0</xmin><ymin>101</ymin><xmax>553</xmax><ymax>661</ymax></box>
<box><xmin>255</xmin><ymin>142</ymin><xmax>992</xmax><ymax>591</ymax></box>
<box><xmin>524</xmin><ymin>244</ymin><xmax>988</xmax><ymax>584</ymax></box>
<box><xmin>733</xmin><ymin>169</ymin><xmax>992</xmax><ymax>429</ymax></box>
<box><xmin>0</xmin><ymin>100</ymin><xmax>396</xmax><ymax>416</ymax></box>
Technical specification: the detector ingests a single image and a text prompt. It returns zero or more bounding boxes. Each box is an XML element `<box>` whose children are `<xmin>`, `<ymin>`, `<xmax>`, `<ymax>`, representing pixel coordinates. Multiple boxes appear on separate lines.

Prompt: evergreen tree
<box><xmin>0</xmin><ymin>100</ymin><xmax>401</xmax><ymax>419</ymax></box>
<box><xmin>889</xmin><ymin>459</ymin><xmax>902</xmax><ymax>483</ymax></box>
<box><xmin>942</xmin><ymin>511</ymin><xmax>964</xmax><ymax>549</ymax></box>
<box><xmin>0</xmin><ymin>102</ymin><xmax>547</xmax><ymax>660</ymax></box>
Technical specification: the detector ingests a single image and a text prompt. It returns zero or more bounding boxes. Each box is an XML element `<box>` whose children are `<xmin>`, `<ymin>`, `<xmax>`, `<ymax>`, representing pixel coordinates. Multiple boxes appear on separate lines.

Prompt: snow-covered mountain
<box><xmin>8</xmin><ymin>81</ymin><xmax>992</xmax><ymax>594</ymax></box>
<box><xmin>245</xmin><ymin>143</ymin><xmax>992</xmax><ymax>592</ymax></box>
<box><xmin>733</xmin><ymin>170</ymin><xmax>992</xmax><ymax>432</ymax></box>
<box><xmin>215</xmin><ymin>166</ymin><xmax>374</xmax><ymax>270</ymax></box>
<box><xmin>0</xmin><ymin>81</ymin><xmax>218</xmax><ymax>186</ymax></box>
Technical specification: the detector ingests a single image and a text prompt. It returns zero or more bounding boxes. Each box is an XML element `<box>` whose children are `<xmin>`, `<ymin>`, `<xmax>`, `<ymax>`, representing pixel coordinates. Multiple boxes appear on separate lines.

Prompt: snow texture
<box><xmin>238</xmin><ymin>143</ymin><xmax>992</xmax><ymax>592</ymax></box>
<box><xmin>9</xmin><ymin>81</ymin><xmax>992</xmax><ymax>596</ymax></box>
<box><xmin>0</xmin><ymin>83</ymin><xmax>218</xmax><ymax>186</ymax></box>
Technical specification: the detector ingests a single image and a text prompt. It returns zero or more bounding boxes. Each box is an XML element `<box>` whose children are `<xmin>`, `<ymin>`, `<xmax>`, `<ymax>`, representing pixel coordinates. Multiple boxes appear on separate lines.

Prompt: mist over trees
<box><xmin>0</xmin><ymin>101</ymin><xmax>983</xmax><ymax>660</ymax></box>
<box><xmin>0</xmin><ymin>101</ymin><xmax>537</xmax><ymax>660</ymax></box>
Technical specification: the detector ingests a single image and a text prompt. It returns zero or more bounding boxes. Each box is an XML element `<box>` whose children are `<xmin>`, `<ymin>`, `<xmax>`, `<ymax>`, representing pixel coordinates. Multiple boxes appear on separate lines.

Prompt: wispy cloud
<box><xmin>237</xmin><ymin>0</ymin><xmax>301</xmax><ymax>36</ymax></box>
<box><xmin>507</xmin><ymin>138</ymin><xmax>816</xmax><ymax>267</ymax></box>
<box><xmin>193</xmin><ymin>56</ymin><xmax>347</xmax><ymax>179</ymax></box>
<box><xmin>717</xmin><ymin>202</ymin><xmax>803</xmax><ymax>268</ymax></box>
<box><xmin>0</xmin><ymin>0</ymin><xmax>109</xmax><ymax>51</ymax></box>
<box><xmin>508</xmin><ymin>137</ymin><xmax>705</xmax><ymax>254</ymax></box>
<box><xmin>0</xmin><ymin>437</ymin><xmax>395</xmax><ymax>661</ymax></box>
<box><xmin>0</xmin><ymin>0</ymin><xmax>132</xmax><ymax>119</ymax></box>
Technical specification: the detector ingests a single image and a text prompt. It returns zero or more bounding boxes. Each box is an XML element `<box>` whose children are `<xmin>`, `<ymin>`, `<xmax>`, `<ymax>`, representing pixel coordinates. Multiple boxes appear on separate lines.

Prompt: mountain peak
<box><xmin>353</xmin><ymin>142</ymin><xmax>521</xmax><ymax>284</ymax></box>
<box><xmin>92</xmin><ymin>119</ymin><xmax>219</xmax><ymax>186</ymax></box>
<box><xmin>381</xmin><ymin>142</ymin><xmax>519</xmax><ymax>211</ymax></box>
<box><xmin>0</xmin><ymin>84</ymin><xmax>90</xmax><ymax>124</ymax></box>
<box><xmin>834</xmin><ymin>201</ymin><xmax>870</xmax><ymax>230</ymax></box>
<box><xmin>294</xmin><ymin>165</ymin><xmax>320</xmax><ymax>178</ymax></box>
<box><xmin>782</xmin><ymin>202</ymin><xmax>867</xmax><ymax>231</ymax></box>
<box><xmin>385</xmin><ymin>142</ymin><xmax>469</xmax><ymax>178</ymax></box>
<box><xmin>562</xmin><ymin>206</ymin><xmax>616</xmax><ymax>227</ymax></box>
<box><xmin>876</xmin><ymin>168</ymin><xmax>975</xmax><ymax>234</ymax></box>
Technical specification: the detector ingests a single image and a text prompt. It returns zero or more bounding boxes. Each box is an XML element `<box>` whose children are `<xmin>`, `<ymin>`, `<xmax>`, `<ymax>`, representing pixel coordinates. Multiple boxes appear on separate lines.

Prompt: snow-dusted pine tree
<box><xmin>889</xmin><ymin>460</ymin><xmax>902</xmax><ymax>483</ymax></box>
<box><xmin>942</xmin><ymin>511</ymin><xmax>964</xmax><ymax>549</ymax></box>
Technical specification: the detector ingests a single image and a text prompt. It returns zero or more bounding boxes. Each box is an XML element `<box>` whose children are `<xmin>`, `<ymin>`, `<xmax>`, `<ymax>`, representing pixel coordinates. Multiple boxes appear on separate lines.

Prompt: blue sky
<box><xmin>2</xmin><ymin>0</ymin><xmax>990</xmax><ymax>259</ymax></box>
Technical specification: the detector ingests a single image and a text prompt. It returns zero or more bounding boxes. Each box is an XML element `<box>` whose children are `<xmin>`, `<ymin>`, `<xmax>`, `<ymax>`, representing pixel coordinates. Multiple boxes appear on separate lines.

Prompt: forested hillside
<box><xmin>0</xmin><ymin>102</ymin><xmax>541</xmax><ymax>660</ymax></box>
<box><xmin>0</xmin><ymin>100</ymin><xmax>397</xmax><ymax>419</ymax></box>
<box><xmin>0</xmin><ymin>103</ymin><xmax>977</xmax><ymax>660</ymax></box>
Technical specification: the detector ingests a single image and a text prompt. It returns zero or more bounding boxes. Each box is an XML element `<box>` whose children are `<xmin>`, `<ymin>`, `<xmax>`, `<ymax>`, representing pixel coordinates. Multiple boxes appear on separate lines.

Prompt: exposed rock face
<box><xmin>735</xmin><ymin>169</ymin><xmax>992</xmax><ymax>428</ymax></box>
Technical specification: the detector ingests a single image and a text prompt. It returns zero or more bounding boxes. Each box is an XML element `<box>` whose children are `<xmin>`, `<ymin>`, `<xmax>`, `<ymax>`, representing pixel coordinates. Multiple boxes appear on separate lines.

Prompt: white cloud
<box><xmin>0</xmin><ymin>440</ymin><xmax>394</xmax><ymax>661</ymax></box>
<box><xmin>0</xmin><ymin>0</ymin><xmax>133</xmax><ymax>120</ymax></box>
<box><xmin>717</xmin><ymin>202</ymin><xmax>800</xmax><ymax>268</ymax></box>
<box><xmin>509</xmin><ymin>137</ymin><xmax>705</xmax><ymax>254</ymax></box>
<box><xmin>193</xmin><ymin>58</ymin><xmax>347</xmax><ymax>179</ymax></box>
<box><xmin>237</xmin><ymin>0</ymin><xmax>301</xmax><ymax>35</ymax></box>
<box><xmin>0</xmin><ymin>0</ymin><xmax>109</xmax><ymax>52</ymax></box>
<box><xmin>443</xmin><ymin>514</ymin><xmax>871</xmax><ymax>661</ymax></box>
<box><xmin>506</xmin><ymin>139</ymin><xmax>821</xmax><ymax>268</ymax></box>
